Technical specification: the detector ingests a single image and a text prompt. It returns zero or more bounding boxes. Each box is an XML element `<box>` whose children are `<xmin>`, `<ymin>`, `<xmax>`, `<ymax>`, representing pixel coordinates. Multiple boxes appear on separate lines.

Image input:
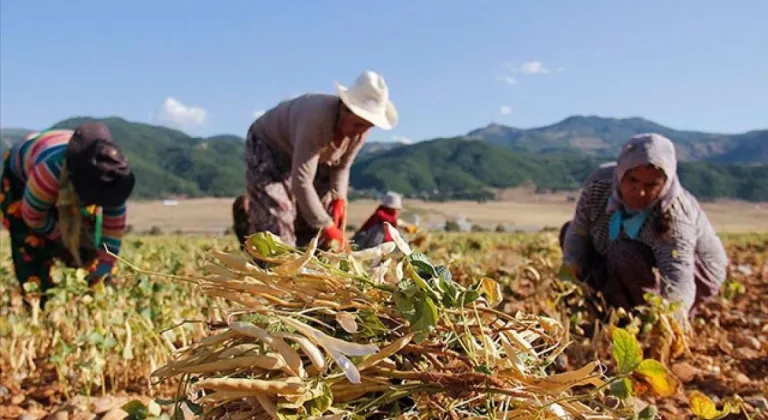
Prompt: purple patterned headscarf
<box><xmin>607</xmin><ymin>133</ymin><xmax>682</xmax><ymax>214</ymax></box>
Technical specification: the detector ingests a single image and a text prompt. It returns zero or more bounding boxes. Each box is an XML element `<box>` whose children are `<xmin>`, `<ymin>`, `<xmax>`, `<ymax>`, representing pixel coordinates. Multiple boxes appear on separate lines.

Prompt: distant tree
<box><xmin>444</xmin><ymin>221</ymin><xmax>461</xmax><ymax>232</ymax></box>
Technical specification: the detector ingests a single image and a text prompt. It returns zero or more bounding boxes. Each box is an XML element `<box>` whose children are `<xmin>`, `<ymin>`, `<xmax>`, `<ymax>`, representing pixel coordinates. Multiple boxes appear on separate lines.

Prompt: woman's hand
<box><xmin>330</xmin><ymin>199</ymin><xmax>347</xmax><ymax>229</ymax></box>
<box><xmin>322</xmin><ymin>225</ymin><xmax>345</xmax><ymax>251</ymax></box>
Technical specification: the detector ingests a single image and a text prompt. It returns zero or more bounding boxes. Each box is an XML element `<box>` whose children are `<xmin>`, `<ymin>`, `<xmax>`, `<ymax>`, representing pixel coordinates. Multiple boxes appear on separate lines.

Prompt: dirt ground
<box><xmin>124</xmin><ymin>195</ymin><xmax>768</xmax><ymax>235</ymax></box>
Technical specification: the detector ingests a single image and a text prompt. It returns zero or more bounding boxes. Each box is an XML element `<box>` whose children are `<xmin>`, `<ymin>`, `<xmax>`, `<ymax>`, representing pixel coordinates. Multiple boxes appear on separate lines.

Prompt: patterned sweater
<box><xmin>563</xmin><ymin>166</ymin><xmax>728</xmax><ymax>313</ymax></box>
<box><xmin>8</xmin><ymin>129</ymin><xmax>127</xmax><ymax>268</ymax></box>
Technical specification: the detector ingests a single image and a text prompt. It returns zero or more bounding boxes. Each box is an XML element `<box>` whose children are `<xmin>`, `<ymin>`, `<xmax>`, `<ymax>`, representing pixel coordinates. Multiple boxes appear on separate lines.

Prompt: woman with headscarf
<box><xmin>560</xmin><ymin>133</ymin><xmax>728</xmax><ymax>320</ymax></box>
<box><xmin>1</xmin><ymin>122</ymin><xmax>135</xmax><ymax>307</ymax></box>
<box><xmin>241</xmin><ymin>70</ymin><xmax>397</xmax><ymax>251</ymax></box>
<box><xmin>351</xmin><ymin>191</ymin><xmax>415</xmax><ymax>250</ymax></box>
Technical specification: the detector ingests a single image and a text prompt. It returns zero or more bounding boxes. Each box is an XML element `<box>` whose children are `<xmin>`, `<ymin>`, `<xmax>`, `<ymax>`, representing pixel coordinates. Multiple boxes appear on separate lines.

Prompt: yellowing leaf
<box><xmin>611</xmin><ymin>328</ymin><xmax>643</xmax><ymax>374</ymax></box>
<box><xmin>633</xmin><ymin>359</ymin><xmax>679</xmax><ymax>398</ymax></box>
<box><xmin>689</xmin><ymin>390</ymin><xmax>730</xmax><ymax>420</ymax></box>
<box><xmin>480</xmin><ymin>277</ymin><xmax>503</xmax><ymax>307</ymax></box>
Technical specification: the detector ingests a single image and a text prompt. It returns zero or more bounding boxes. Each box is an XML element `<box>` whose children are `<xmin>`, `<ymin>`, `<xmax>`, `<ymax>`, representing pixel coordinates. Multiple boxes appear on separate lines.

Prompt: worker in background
<box><xmin>352</xmin><ymin>191</ymin><xmax>416</xmax><ymax>250</ymax></box>
<box><xmin>0</xmin><ymin>122</ymin><xmax>135</xmax><ymax>308</ymax></box>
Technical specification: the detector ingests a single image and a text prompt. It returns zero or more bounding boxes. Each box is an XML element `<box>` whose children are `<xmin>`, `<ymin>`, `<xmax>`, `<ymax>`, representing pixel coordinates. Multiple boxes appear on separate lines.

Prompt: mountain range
<box><xmin>1</xmin><ymin>115</ymin><xmax>766</xmax><ymax>202</ymax></box>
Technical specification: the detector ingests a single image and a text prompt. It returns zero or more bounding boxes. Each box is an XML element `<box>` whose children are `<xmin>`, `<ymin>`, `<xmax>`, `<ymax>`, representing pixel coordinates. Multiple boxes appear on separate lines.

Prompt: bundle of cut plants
<box><xmin>152</xmin><ymin>225</ymin><xmax>626</xmax><ymax>419</ymax></box>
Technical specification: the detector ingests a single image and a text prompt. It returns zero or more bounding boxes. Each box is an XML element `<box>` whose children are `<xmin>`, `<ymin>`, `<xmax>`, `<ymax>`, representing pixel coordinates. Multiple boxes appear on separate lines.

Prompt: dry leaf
<box><xmin>335</xmin><ymin>312</ymin><xmax>359</xmax><ymax>334</ymax></box>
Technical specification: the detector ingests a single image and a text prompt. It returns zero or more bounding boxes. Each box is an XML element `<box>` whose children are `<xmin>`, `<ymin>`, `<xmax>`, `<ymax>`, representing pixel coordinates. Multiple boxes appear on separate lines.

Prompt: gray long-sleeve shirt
<box><xmin>563</xmin><ymin>166</ymin><xmax>729</xmax><ymax>314</ymax></box>
<box><xmin>248</xmin><ymin>94</ymin><xmax>365</xmax><ymax>229</ymax></box>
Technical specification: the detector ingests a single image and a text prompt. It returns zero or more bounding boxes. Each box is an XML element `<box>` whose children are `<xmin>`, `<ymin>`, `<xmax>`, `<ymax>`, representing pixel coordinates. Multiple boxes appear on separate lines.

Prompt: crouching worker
<box><xmin>243</xmin><ymin>70</ymin><xmax>397</xmax><ymax>251</ymax></box>
<box><xmin>0</xmin><ymin>123</ymin><xmax>135</xmax><ymax>307</ymax></box>
<box><xmin>560</xmin><ymin>133</ymin><xmax>728</xmax><ymax>321</ymax></box>
<box><xmin>352</xmin><ymin>192</ymin><xmax>415</xmax><ymax>250</ymax></box>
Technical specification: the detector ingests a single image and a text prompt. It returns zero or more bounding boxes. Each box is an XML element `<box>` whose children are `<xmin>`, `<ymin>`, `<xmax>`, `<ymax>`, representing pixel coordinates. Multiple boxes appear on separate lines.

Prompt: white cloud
<box><xmin>157</xmin><ymin>97</ymin><xmax>207</xmax><ymax>127</ymax></box>
<box><xmin>392</xmin><ymin>135</ymin><xmax>413</xmax><ymax>144</ymax></box>
<box><xmin>500</xmin><ymin>105</ymin><xmax>512</xmax><ymax>115</ymax></box>
<box><xmin>496</xmin><ymin>75</ymin><xmax>518</xmax><ymax>85</ymax></box>
<box><xmin>497</xmin><ymin>61</ymin><xmax>553</xmax><ymax>84</ymax></box>
<box><xmin>520</xmin><ymin>61</ymin><xmax>550</xmax><ymax>75</ymax></box>
<box><xmin>253</xmin><ymin>109</ymin><xmax>266</xmax><ymax>119</ymax></box>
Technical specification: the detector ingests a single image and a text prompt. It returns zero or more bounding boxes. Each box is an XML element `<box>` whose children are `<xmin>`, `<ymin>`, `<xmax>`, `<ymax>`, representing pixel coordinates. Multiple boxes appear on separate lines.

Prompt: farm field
<box><xmin>0</xmin><ymin>229</ymin><xmax>766</xmax><ymax>419</ymax></box>
<box><xmin>125</xmin><ymin>196</ymin><xmax>768</xmax><ymax>235</ymax></box>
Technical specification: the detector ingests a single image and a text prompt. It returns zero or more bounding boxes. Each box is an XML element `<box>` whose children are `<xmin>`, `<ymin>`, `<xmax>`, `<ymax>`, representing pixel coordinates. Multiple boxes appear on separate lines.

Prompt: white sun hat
<box><xmin>381</xmin><ymin>191</ymin><xmax>403</xmax><ymax>209</ymax></box>
<box><xmin>334</xmin><ymin>70</ymin><xmax>398</xmax><ymax>130</ymax></box>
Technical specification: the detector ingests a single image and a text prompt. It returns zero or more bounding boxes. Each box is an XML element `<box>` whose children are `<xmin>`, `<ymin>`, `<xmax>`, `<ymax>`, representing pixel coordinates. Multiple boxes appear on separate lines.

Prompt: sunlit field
<box><xmin>0</xmin><ymin>230</ymin><xmax>766</xmax><ymax>419</ymax></box>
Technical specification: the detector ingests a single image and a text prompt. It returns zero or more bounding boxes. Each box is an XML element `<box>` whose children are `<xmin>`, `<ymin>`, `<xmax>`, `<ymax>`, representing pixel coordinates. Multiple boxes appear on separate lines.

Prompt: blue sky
<box><xmin>1</xmin><ymin>0</ymin><xmax>766</xmax><ymax>142</ymax></box>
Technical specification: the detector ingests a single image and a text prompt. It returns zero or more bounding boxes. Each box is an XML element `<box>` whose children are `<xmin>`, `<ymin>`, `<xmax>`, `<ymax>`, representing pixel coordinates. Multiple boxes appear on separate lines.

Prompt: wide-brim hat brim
<box><xmin>335</xmin><ymin>82</ymin><xmax>398</xmax><ymax>130</ymax></box>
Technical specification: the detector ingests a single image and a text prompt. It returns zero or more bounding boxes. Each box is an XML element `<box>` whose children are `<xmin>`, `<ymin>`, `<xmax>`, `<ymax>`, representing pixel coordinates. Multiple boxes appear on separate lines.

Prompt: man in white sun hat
<box><xmin>235</xmin><ymin>70</ymin><xmax>398</xmax><ymax>251</ymax></box>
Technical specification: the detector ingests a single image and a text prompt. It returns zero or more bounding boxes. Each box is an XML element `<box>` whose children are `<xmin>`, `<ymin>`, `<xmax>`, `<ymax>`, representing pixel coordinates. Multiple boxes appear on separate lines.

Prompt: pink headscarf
<box><xmin>607</xmin><ymin>133</ymin><xmax>683</xmax><ymax>214</ymax></box>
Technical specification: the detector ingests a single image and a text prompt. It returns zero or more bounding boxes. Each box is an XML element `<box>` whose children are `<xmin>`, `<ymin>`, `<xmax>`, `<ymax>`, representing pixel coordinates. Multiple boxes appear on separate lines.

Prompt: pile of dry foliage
<box><xmin>152</xmin><ymin>225</ymin><xmax>679</xmax><ymax>419</ymax></box>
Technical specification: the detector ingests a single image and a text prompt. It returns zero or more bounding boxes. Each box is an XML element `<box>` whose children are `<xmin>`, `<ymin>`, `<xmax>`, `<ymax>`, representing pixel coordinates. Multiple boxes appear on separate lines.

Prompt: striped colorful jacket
<box><xmin>8</xmin><ymin>129</ymin><xmax>127</xmax><ymax>268</ymax></box>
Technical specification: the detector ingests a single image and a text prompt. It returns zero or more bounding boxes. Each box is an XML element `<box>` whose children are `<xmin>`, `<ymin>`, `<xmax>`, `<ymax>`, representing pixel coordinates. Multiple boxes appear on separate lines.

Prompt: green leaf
<box><xmin>610</xmin><ymin>377</ymin><xmax>633</xmax><ymax>400</ymax></box>
<box><xmin>86</xmin><ymin>331</ymin><xmax>105</xmax><ymax>346</ymax></box>
<box><xmin>436</xmin><ymin>265</ymin><xmax>452</xmax><ymax>284</ymax></box>
<box><xmin>409</xmin><ymin>252</ymin><xmax>437</xmax><ymax>279</ymax></box>
<box><xmin>475</xmin><ymin>365</ymin><xmax>493</xmax><ymax>375</ymax></box>
<box><xmin>121</xmin><ymin>400</ymin><xmax>149</xmax><ymax>420</ymax></box>
<box><xmin>103</xmin><ymin>335</ymin><xmax>118</xmax><ymax>350</ymax></box>
<box><xmin>611</xmin><ymin>328</ymin><xmax>643</xmax><ymax>374</ymax></box>
<box><xmin>634</xmin><ymin>359</ymin><xmax>679</xmax><ymax>397</ymax></box>
<box><xmin>637</xmin><ymin>405</ymin><xmax>658</xmax><ymax>420</ymax></box>
<box><xmin>276</xmin><ymin>411</ymin><xmax>301</xmax><ymax>420</ymax></box>
<box><xmin>411</xmin><ymin>295</ymin><xmax>439</xmax><ymax>334</ymax></box>
<box><xmin>436</xmin><ymin>266</ymin><xmax>458</xmax><ymax>306</ymax></box>
<box><xmin>248</xmin><ymin>232</ymin><xmax>293</xmax><ymax>258</ymax></box>
<box><xmin>185</xmin><ymin>401</ymin><xmax>203</xmax><ymax>415</ymax></box>
<box><xmin>404</xmin><ymin>260</ymin><xmax>439</xmax><ymax>299</ymax></box>
<box><xmin>305</xmin><ymin>382</ymin><xmax>333</xmax><ymax>415</ymax></box>
<box><xmin>171</xmin><ymin>407</ymin><xmax>185</xmax><ymax>420</ymax></box>
<box><xmin>357</xmin><ymin>310</ymin><xmax>390</xmax><ymax>339</ymax></box>
<box><xmin>459</xmin><ymin>290</ymin><xmax>481</xmax><ymax>306</ymax></box>
<box><xmin>155</xmin><ymin>399</ymin><xmax>177</xmax><ymax>406</ymax></box>
<box><xmin>394</xmin><ymin>290</ymin><xmax>415</xmax><ymax>319</ymax></box>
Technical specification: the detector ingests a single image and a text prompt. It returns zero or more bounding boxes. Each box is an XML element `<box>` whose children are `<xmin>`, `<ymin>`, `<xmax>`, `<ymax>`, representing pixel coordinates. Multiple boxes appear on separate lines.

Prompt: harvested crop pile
<box><xmin>153</xmin><ymin>225</ymin><xmax>662</xmax><ymax>419</ymax></box>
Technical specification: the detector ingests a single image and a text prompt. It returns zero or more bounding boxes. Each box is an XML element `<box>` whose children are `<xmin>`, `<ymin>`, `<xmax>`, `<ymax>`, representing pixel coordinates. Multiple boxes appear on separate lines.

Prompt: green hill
<box><xmin>350</xmin><ymin>137</ymin><xmax>601</xmax><ymax>198</ymax></box>
<box><xmin>1</xmin><ymin>116</ymin><xmax>767</xmax><ymax>202</ymax></box>
<box><xmin>466</xmin><ymin>116</ymin><xmax>766</xmax><ymax>162</ymax></box>
<box><xmin>350</xmin><ymin>138</ymin><xmax>768</xmax><ymax>202</ymax></box>
<box><xmin>1</xmin><ymin>118</ymin><xmax>246</xmax><ymax>199</ymax></box>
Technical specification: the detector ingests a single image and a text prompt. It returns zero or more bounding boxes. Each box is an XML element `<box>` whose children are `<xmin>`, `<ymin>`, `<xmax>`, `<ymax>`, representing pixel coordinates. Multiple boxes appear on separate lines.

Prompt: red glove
<box><xmin>330</xmin><ymin>199</ymin><xmax>347</xmax><ymax>229</ymax></box>
<box><xmin>322</xmin><ymin>225</ymin><xmax>345</xmax><ymax>251</ymax></box>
